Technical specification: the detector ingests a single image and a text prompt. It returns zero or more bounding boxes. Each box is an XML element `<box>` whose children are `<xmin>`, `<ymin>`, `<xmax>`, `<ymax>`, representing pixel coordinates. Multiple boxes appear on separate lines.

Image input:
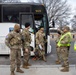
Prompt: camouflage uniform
<box><xmin>57</xmin><ymin>26</ymin><xmax>72</xmax><ymax>72</ymax></box>
<box><xmin>35</xmin><ymin>30</ymin><xmax>46</xmax><ymax>61</ymax></box>
<box><xmin>22</xmin><ymin>28</ymin><xmax>31</xmax><ymax>66</ymax></box>
<box><xmin>5</xmin><ymin>30</ymin><xmax>22</xmax><ymax>72</ymax></box>
<box><xmin>59</xmin><ymin>34</ymin><xmax>71</xmax><ymax>68</ymax></box>
<box><xmin>55</xmin><ymin>30</ymin><xmax>63</xmax><ymax>64</ymax></box>
<box><xmin>56</xmin><ymin>35</ymin><xmax>61</xmax><ymax>63</ymax></box>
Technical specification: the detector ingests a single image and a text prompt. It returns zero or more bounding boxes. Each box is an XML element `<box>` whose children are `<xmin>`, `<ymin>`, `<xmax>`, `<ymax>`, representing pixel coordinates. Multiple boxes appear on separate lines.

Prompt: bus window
<box><xmin>20</xmin><ymin>14</ymin><xmax>33</xmax><ymax>29</ymax></box>
<box><xmin>19</xmin><ymin>13</ymin><xmax>34</xmax><ymax>34</ymax></box>
<box><xmin>35</xmin><ymin>20</ymin><xmax>43</xmax><ymax>32</ymax></box>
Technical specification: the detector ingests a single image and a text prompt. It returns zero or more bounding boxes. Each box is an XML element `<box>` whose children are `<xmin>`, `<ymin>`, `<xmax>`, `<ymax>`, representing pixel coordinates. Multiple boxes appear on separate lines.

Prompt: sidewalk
<box><xmin>0</xmin><ymin>65</ymin><xmax>76</xmax><ymax>75</ymax></box>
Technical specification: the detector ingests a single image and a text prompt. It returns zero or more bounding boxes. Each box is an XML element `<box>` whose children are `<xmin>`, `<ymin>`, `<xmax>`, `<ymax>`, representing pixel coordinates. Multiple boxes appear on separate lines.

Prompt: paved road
<box><xmin>0</xmin><ymin>65</ymin><xmax>76</xmax><ymax>75</ymax></box>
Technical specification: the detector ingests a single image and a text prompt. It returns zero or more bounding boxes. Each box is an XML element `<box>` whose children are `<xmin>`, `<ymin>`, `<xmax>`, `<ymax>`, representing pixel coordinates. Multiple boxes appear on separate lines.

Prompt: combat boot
<box><xmin>61</xmin><ymin>64</ymin><xmax>65</xmax><ymax>67</ymax></box>
<box><xmin>10</xmin><ymin>71</ymin><xmax>15</xmax><ymax>75</ymax></box>
<box><xmin>16</xmin><ymin>68</ymin><xmax>24</xmax><ymax>73</ymax></box>
<box><xmin>22</xmin><ymin>64</ymin><xmax>29</xmax><ymax>69</ymax></box>
<box><xmin>60</xmin><ymin>67</ymin><xmax>69</xmax><ymax>72</ymax></box>
<box><xmin>55</xmin><ymin>60</ymin><xmax>61</xmax><ymax>64</ymax></box>
<box><xmin>27</xmin><ymin>63</ymin><xmax>31</xmax><ymax>66</ymax></box>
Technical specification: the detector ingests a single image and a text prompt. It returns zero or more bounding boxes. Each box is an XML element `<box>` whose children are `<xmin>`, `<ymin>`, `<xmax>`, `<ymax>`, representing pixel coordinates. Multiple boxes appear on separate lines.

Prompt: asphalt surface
<box><xmin>0</xmin><ymin>65</ymin><xmax>76</xmax><ymax>75</ymax></box>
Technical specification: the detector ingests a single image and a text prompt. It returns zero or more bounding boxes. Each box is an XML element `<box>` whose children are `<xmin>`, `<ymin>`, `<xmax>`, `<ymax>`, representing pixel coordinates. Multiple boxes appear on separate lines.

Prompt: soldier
<box><xmin>35</xmin><ymin>26</ymin><xmax>46</xmax><ymax>62</ymax></box>
<box><xmin>57</xmin><ymin>26</ymin><xmax>72</xmax><ymax>72</ymax></box>
<box><xmin>55</xmin><ymin>30</ymin><xmax>61</xmax><ymax>64</ymax></box>
<box><xmin>5</xmin><ymin>24</ymin><xmax>24</xmax><ymax>75</ymax></box>
<box><xmin>22</xmin><ymin>23</ymin><xmax>31</xmax><ymax>69</ymax></box>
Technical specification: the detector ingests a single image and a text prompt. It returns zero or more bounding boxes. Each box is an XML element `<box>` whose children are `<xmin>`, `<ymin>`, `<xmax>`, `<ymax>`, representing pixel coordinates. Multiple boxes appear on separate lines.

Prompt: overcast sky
<box><xmin>21</xmin><ymin>0</ymin><xmax>76</xmax><ymax>14</ymax></box>
<box><xmin>67</xmin><ymin>0</ymin><xmax>76</xmax><ymax>16</ymax></box>
<box><xmin>21</xmin><ymin>0</ymin><xmax>76</xmax><ymax>9</ymax></box>
<box><xmin>68</xmin><ymin>0</ymin><xmax>76</xmax><ymax>10</ymax></box>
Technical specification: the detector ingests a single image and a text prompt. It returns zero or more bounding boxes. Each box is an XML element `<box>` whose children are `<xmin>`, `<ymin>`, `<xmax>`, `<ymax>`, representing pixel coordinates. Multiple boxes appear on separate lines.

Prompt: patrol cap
<box><xmin>25</xmin><ymin>22</ymin><xmax>30</xmax><ymax>28</ymax></box>
<box><xmin>62</xmin><ymin>26</ymin><xmax>70</xmax><ymax>31</ymax></box>
<box><xmin>14</xmin><ymin>24</ymin><xmax>20</xmax><ymax>30</ymax></box>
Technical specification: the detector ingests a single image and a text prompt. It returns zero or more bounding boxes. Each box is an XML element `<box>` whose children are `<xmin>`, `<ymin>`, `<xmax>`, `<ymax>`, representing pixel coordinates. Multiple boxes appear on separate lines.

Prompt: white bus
<box><xmin>0</xmin><ymin>3</ymin><xmax>51</xmax><ymax>55</ymax></box>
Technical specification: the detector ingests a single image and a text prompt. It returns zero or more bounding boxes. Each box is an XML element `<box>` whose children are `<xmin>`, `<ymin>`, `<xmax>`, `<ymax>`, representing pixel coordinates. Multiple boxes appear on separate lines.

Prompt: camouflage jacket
<box><xmin>5</xmin><ymin>31</ymin><xmax>22</xmax><ymax>49</ymax></box>
<box><xmin>36</xmin><ymin>31</ymin><xmax>46</xmax><ymax>45</ymax></box>
<box><xmin>21</xmin><ymin>29</ymin><xmax>31</xmax><ymax>47</ymax></box>
<box><xmin>60</xmin><ymin>32</ymin><xmax>72</xmax><ymax>44</ymax></box>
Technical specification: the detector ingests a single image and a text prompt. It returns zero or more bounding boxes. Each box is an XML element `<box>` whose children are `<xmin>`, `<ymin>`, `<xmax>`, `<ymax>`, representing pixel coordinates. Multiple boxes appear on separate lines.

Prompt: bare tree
<box><xmin>70</xmin><ymin>15</ymin><xmax>76</xmax><ymax>32</ymax></box>
<box><xmin>33</xmin><ymin>0</ymin><xmax>71</xmax><ymax>27</ymax></box>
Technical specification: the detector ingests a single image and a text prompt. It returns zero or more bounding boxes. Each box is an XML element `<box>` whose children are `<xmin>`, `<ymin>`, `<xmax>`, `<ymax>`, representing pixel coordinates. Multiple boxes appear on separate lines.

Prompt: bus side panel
<box><xmin>0</xmin><ymin>23</ymin><xmax>14</xmax><ymax>55</ymax></box>
<box><xmin>47</xmin><ymin>35</ymin><xmax>51</xmax><ymax>54</ymax></box>
<box><xmin>0</xmin><ymin>5</ymin><xmax>2</xmax><ymax>22</ymax></box>
<box><xmin>0</xmin><ymin>36</ymin><xmax>10</xmax><ymax>55</ymax></box>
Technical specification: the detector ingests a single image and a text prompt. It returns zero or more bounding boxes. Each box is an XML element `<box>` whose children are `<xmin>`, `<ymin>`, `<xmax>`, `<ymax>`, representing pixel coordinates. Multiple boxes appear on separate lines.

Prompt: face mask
<box><xmin>16</xmin><ymin>29</ymin><xmax>20</xmax><ymax>33</ymax></box>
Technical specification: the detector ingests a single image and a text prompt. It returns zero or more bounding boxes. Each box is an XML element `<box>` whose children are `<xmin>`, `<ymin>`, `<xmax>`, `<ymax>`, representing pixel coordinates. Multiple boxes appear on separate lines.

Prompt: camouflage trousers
<box><xmin>60</xmin><ymin>47</ymin><xmax>69</xmax><ymax>68</ymax></box>
<box><xmin>10</xmin><ymin>49</ymin><xmax>21</xmax><ymax>72</ymax></box>
<box><xmin>23</xmin><ymin>46</ymin><xmax>30</xmax><ymax>65</ymax></box>
<box><xmin>56</xmin><ymin>47</ymin><xmax>61</xmax><ymax>61</ymax></box>
<box><xmin>35</xmin><ymin>44</ymin><xmax>45</xmax><ymax>57</ymax></box>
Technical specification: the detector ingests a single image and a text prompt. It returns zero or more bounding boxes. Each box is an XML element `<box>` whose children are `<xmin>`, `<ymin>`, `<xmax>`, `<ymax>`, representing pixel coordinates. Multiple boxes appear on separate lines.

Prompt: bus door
<box><xmin>19</xmin><ymin>12</ymin><xmax>35</xmax><ymax>56</ymax></box>
<box><xmin>34</xmin><ymin>13</ymin><xmax>51</xmax><ymax>55</ymax></box>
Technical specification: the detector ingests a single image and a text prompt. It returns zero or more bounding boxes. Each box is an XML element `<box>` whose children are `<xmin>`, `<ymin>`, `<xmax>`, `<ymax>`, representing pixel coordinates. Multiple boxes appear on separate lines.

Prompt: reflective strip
<box><xmin>74</xmin><ymin>41</ymin><xmax>76</xmax><ymax>51</ymax></box>
<box><xmin>74</xmin><ymin>45</ymin><xmax>76</xmax><ymax>50</ymax></box>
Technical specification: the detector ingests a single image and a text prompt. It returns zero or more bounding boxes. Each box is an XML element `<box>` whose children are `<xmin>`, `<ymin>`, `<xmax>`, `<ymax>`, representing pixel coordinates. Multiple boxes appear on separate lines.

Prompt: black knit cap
<box><xmin>39</xmin><ymin>26</ymin><xmax>44</xmax><ymax>30</ymax></box>
<box><xmin>25</xmin><ymin>22</ymin><xmax>30</xmax><ymax>28</ymax></box>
